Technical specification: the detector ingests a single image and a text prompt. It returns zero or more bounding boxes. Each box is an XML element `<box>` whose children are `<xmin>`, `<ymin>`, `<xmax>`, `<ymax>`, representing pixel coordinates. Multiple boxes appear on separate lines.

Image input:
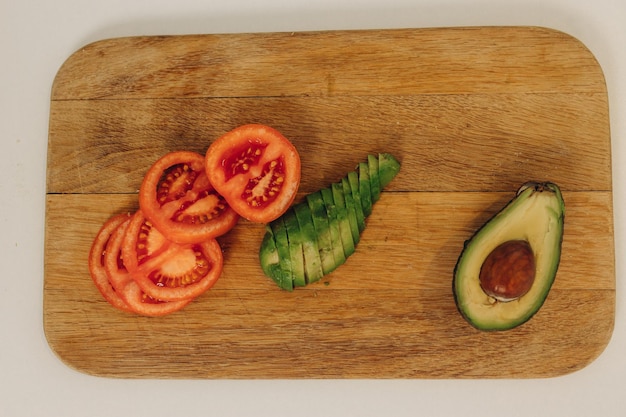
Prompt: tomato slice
<box><xmin>118</xmin><ymin>280</ymin><xmax>193</xmax><ymax>317</ymax></box>
<box><xmin>204</xmin><ymin>124</ymin><xmax>301</xmax><ymax>223</ymax></box>
<box><xmin>121</xmin><ymin>210</ymin><xmax>224</xmax><ymax>302</ymax></box>
<box><xmin>104</xmin><ymin>213</ymin><xmax>192</xmax><ymax>317</ymax></box>
<box><xmin>88</xmin><ymin>213</ymin><xmax>134</xmax><ymax>313</ymax></box>
<box><xmin>139</xmin><ymin>150</ymin><xmax>239</xmax><ymax>243</ymax></box>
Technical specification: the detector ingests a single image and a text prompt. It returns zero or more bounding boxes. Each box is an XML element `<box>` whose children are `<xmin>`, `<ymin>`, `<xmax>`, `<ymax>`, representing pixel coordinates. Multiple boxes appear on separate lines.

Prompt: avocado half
<box><xmin>453</xmin><ymin>182</ymin><xmax>565</xmax><ymax>331</ymax></box>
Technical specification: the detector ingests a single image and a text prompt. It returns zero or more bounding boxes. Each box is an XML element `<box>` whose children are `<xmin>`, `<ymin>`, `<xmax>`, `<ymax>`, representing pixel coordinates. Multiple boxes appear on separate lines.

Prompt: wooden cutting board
<box><xmin>44</xmin><ymin>26</ymin><xmax>614</xmax><ymax>379</ymax></box>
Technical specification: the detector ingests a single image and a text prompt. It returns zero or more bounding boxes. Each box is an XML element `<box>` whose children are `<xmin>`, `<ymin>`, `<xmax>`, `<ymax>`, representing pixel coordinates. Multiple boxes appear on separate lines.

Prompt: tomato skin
<box><xmin>120</xmin><ymin>210</ymin><xmax>169</xmax><ymax>274</ymax></box>
<box><xmin>88</xmin><ymin>213</ymin><xmax>134</xmax><ymax>313</ymax></box>
<box><xmin>121</xmin><ymin>210</ymin><xmax>224</xmax><ymax>302</ymax></box>
<box><xmin>103</xmin><ymin>216</ymin><xmax>133</xmax><ymax>291</ymax></box>
<box><xmin>133</xmin><ymin>238</ymin><xmax>223</xmax><ymax>302</ymax></box>
<box><xmin>118</xmin><ymin>280</ymin><xmax>193</xmax><ymax>317</ymax></box>
<box><xmin>139</xmin><ymin>150</ymin><xmax>239</xmax><ymax>244</ymax></box>
<box><xmin>205</xmin><ymin>124</ymin><xmax>301</xmax><ymax>223</ymax></box>
<box><xmin>101</xmin><ymin>213</ymin><xmax>192</xmax><ymax>317</ymax></box>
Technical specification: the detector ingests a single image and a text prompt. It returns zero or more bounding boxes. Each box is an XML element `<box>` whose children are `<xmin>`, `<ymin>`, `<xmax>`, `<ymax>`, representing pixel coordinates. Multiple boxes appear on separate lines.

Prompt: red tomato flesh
<box><xmin>88</xmin><ymin>213</ymin><xmax>134</xmax><ymax>313</ymax></box>
<box><xmin>121</xmin><ymin>210</ymin><xmax>224</xmax><ymax>302</ymax></box>
<box><xmin>139</xmin><ymin>151</ymin><xmax>239</xmax><ymax>243</ymax></box>
<box><xmin>103</xmin><ymin>215</ymin><xmax>192</xmax><ymax>317</ymax></box>
<box><xmin>205</xmin><ymin>124</ymin><xmax>301</xmax><ymax>223</ymax></box>
<box><xmin>118</xmin><ymin>280</ymin><xmax>193</xmax><ymax>317</ymax></box>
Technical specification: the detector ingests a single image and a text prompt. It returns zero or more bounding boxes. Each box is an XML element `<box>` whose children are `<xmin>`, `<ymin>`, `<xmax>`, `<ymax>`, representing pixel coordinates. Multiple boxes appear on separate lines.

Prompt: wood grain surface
<box><xmin>44</xmin><ymin>26</ymin><xmax>614</xmax><ymax>379</ymax></box>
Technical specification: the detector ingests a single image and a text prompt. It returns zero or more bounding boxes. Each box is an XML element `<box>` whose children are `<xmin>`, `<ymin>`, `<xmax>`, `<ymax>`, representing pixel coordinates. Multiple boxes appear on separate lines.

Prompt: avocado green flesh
<box><xmin>259</xmin><ymin>227</ymin><xmax>286</xmax><ymax>288</ymax></box>
<box><xmin>306</xmin><ymin>191</ymin><xmax>337</xmax><ymax>275</ymax></box>
<box><xmin>453</xmin><ymin>182</ymin><xmax>565</xmax><ymax>331</ymax></box>
<box><xmin>358</xmin><ymin>162</ymin><xmax>373</xmax><ymax>217</ymax></box>
<box><xmin>320</xmin><ymin>187</ymin><xmax>347</xmax><ymax>270</ymax></box>
<box><xmin>331</xmin><ymin>182</ymin><xmax>356</xmax><ymax>257</ymax></box>
<box><xmin>259</xmin><ymin>153</ymin><xmax>401</xmax><ymax>290</ymax></box>
<box><xmin>347</xmin><ymin>171</ymin><xmax>366</xmax><ymax>233</ymax></box>
<box><xmin>283</xmin><ymin>209</ymin><xmax>306</xmax><ymax>287</ymax></box>
<box><xmin>378</xmin><ymin>153</ymin><xmax>401</xmax><ymax>188</ymax></box>
<box><xmin>368</xmin><ymin>154</ymin><xmax>381</xmax><ymax>203</ymax></box>
<box><xmin>293</xmin><ymin>203</ymin><xmax>324</xmax><ymax>284</ymax></box>
<box><xmin>341</xmin><ymin>177</ymin><xmax>361</xmax><ymax>244</ymax></box>
<box><xmin>268</xmin><ymin>219</ymin><xmax>294</xmax><ymax>291</ymax></box>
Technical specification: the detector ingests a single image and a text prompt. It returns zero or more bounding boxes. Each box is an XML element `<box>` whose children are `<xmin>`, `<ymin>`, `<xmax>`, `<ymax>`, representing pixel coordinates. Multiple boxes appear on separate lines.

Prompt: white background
<box><xmin>1</xmin><ymin>1</ymin><xmax>624</xmax><ymax>416</ymax></box>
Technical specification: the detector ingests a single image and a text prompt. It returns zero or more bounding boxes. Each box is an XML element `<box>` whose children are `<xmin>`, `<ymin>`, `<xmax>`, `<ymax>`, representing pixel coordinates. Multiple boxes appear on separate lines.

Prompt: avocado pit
<box><xmin>479</xmin><ymin>240</ymin><xmax>536</xmax><ymax>302</ymax></box>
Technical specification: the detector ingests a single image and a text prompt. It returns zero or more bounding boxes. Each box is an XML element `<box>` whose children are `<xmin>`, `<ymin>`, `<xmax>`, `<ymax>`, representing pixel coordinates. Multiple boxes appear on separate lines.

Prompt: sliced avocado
<box><xmin>320</xmin><ymin>187</ymin><xmax>347</xmax><ymax>270</ymax></box>
<box><xmin>453</xmin><ymin>182</ymin><xmax>565</xmax><ymax>331</ymax></box>
<box><xmin>358</xmin><ymin>162</ymin><xmax>373</xmax><ymax>217</ymax></box>
<box><xmin>269</xmin><ymin>218</ymin><xmax>294</xmax><ymax>291</ymax></box>
<box><xmin>368</xmin><ymin>154</ymin><xmax>381</xmax><ymax>203</ymax></box>
<box><xmin>258</xmin><ymin>153</ymin><xmax>402</xmax><ymax>290</ymax></box>
<box><xmin>259</xmin><ymin>226</ymin><xmax>289</xmax><ymax>289</ymax></box>
<box><xmin>306</xmin><ymin>191</ymin><xmax>337</xmax><ymax>275</ymax></box>
<box><xmin>341</xmin><ymin>177</ymin><xmax>361</xmax><ymax>244</ymax></box>
<box><xmin>293</xmin><ymin>203</ymin><xmax>324</xmax><ymax>284</ymax></box>
<box><xmin>331</xmin><ymin>182</ymin><xmax>356</xmax><ymax>257</ymax></box>
<box><xmin>283</xmin><ymin>208</ymin><xmax>306</xmax><ymax>287</ymax></box>
<box><xmin>347</xmin><ymin>171</ymin><xmax>366</xmax><ymax>233</ymax></box>
<box><xmin>378</xmin><ymin>153</ymin><xmax>401</xmax><ymax>188</ymax></box>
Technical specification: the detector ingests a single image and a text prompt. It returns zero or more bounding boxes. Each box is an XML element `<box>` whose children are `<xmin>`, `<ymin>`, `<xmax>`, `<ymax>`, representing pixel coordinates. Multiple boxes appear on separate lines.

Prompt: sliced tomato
<box><xmin>120</xmin><ymin>210</ymin><xmax>170</xmax><ymax>274</ymax></box>
<box><xmin>88</xmin><ymin>213</ymin><xmax>134</xmax><ymax>313</ymax></box>
<box><xmin>104</xmin><ymin>214</ymin><xmax>192</xmax><ymax>317</ymax></box>
<box><xmin>117</xmin><ymin>280</ymin><xmax>193</xmax><ymax>317</ymax></box>
<box><xmin>102</xmin><ymin>216</ymin><xmax>133</xmax><ymax>291</ymax></box>
<box><xmin>139</xmin><ymin>150</ymin><xmax>239</xmax><ymax>243</ymax></box>
<box><xmin>204</xmin><ymin>124</ymin><xmax>301</xmax><ymax>223</ymax></box>
<box><xmin>121</xmin><ymin>210</ymin><xmax>224</xmax><ymax>302</ymax></box>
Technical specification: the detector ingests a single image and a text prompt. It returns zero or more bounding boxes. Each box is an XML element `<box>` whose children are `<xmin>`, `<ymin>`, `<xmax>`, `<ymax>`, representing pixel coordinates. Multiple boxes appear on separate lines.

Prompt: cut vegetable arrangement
<box><xmin>259</xmin><ymin>153</ymin><xmax>401</xmax><ymax>290</ymax></box>
<box><xmin>102</xmin><ymin>213</ymin><xmax>195</xmax><ymax>316</ymax></box>
<box><xmin>138</xmin><ymin>150</ymin><xmax>240</xmax><ymax>243</ymax></box>
<box><xmin>87</xmin><ymin>117</ymin><xmax>562</xmax><ymax>335</ymax></box>
<box><xmin>88</xmin><ymin>124</ymin><xmax>300</xmax><ymax>316</ymax></box>
<box><xmin>87</xmin><ymin>120</ymin><xmax>562</xmax><ymax>333</ymax></box>
<box><xmin>88</xmin><ymin>150</ymin><xmax>237</xmax><ymax>316</ymax></box>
